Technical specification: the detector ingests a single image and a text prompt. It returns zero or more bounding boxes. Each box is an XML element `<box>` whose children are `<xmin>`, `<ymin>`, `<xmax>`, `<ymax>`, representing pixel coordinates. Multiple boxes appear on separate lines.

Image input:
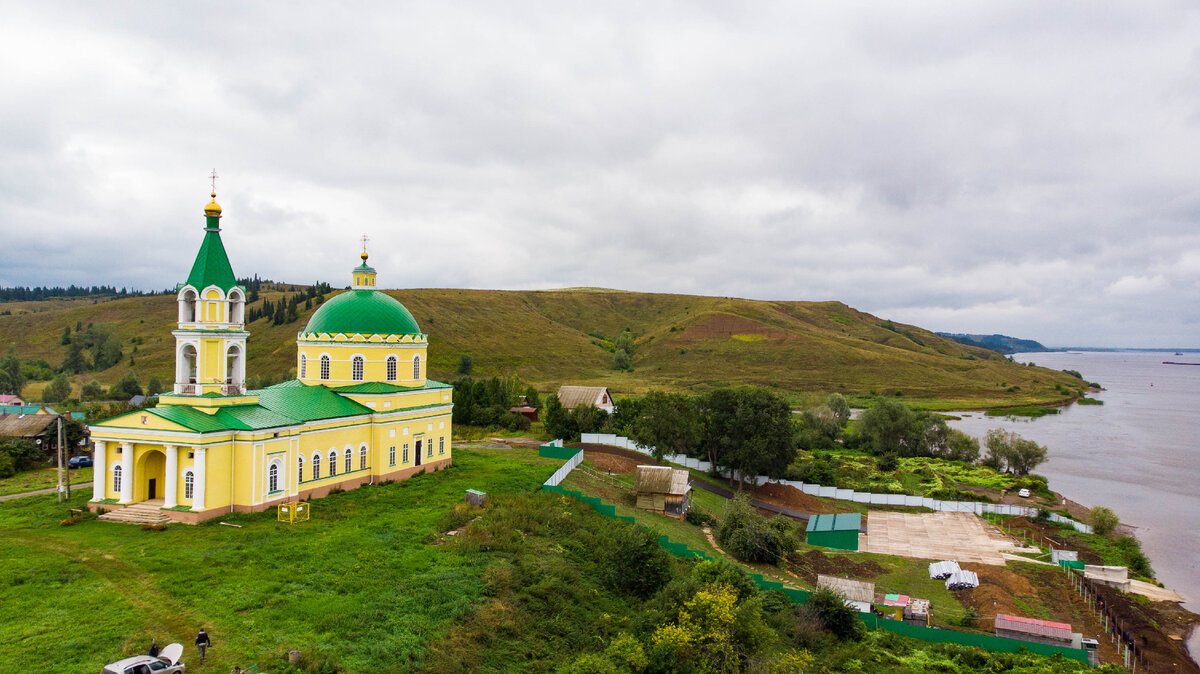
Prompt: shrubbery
<box><xmin>715</xmin><ymin>495</ymin><xmax>797</xmax><ymax>565</ymax></box>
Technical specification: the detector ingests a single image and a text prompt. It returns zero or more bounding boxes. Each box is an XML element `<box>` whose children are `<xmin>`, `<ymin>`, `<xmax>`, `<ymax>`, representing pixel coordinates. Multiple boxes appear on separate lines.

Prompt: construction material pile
<box><xmin>928</xmin><ymin>560</ymin><xmax>960</xmax><ymax>580</ymax></box>
<box><xmin>945</xmin><ymin>569</ymin><xmax>979</xmax><ymax>590</ymax></box>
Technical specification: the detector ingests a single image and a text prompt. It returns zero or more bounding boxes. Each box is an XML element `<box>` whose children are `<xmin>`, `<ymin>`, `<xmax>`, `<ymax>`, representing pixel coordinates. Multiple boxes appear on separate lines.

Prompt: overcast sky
<box><xmin>2</xmin><ymin>3</ymin><xmax>1198</xmax><ymax>347</ymax></box>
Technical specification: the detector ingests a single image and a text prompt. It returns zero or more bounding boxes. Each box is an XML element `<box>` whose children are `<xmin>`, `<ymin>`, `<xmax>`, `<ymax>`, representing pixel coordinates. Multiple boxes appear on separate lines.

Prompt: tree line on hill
<box><xmin>0</xmin><ymin>284</ymin><xmax>172</xmax><ymax>302</ymax></box>
<box><xmin>242</xmin><ymin>280</ymin><xmax>332</xmax><ymax>326</ymax></box>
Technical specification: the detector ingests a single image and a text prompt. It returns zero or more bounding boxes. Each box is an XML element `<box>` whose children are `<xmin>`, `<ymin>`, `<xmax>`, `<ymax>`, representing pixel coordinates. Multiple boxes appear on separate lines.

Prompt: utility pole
<box><xmin>61</xmin><ymin>415</ymin><xmax>69</xmax><ymax>499</ymax></box>
<box><xmin>56</xmin><ymin>415</ymin><xmax>65</xmax><ymax>503</ymax></box>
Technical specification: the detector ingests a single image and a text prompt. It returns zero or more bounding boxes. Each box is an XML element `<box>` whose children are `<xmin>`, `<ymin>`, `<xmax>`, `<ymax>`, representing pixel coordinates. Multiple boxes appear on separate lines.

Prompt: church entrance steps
<box><xmin>98</xmin><ymin>499</ymin><xmax>173</xmax><ymax>525</ymax></box>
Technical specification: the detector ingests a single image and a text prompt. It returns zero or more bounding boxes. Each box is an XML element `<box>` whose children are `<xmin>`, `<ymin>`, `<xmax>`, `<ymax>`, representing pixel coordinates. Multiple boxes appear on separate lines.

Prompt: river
<box><xmin>946</xmin><ymin>350</ymin><xmax>1200</xmax><ymax>659</ymax></box>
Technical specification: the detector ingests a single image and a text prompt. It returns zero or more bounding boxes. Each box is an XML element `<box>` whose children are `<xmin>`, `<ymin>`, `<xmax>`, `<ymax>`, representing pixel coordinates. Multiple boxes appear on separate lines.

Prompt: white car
<box><xmin>1017</xmin><ymin>488</ymin><xmax>1031</xmax><ymax>498</ymax></box>
<box><xmin>103</xmin><ymin>643</ymin><xmax>184</xmax><ymax>674</ymax></box>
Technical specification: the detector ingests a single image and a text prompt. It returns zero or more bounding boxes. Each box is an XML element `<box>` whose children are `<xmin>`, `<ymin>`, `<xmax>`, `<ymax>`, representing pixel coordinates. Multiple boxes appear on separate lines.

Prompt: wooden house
<box><xmin>634</xmin><ymin>465</ymin><xmax>690</xmax><ymax>518</ymax></box>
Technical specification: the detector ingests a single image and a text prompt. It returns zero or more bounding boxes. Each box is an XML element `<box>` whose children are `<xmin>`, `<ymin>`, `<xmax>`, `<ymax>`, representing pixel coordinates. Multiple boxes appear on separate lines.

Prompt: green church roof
<box><xmin>183</xmin><ymin>213</ymin><xmax>239</xmax><ymax>292</ymax></box>
<box><xmin>303</xmin><ymin>289</ymin><xmax>421</xmax><ymax>336</ymax></box>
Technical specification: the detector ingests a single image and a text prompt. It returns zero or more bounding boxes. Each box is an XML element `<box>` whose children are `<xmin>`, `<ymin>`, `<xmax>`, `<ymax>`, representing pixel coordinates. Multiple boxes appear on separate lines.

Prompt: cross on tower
<box><xmin>209</xmin><ymin>169</ymin><xmax>219</xmax><ymax>192</ymax></box>
<box><xmin>360</xmin><ymin>234</ymin><xmax>370</xmax><ymax>254</ymax></box>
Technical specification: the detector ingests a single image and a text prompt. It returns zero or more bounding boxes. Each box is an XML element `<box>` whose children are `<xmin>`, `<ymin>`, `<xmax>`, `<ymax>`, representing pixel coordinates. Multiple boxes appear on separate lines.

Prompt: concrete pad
<box><xmin>862</xmin><ymin>511</ymin><xmax>1029</xmax><ymax>566</ymax></box>
<box><xmin>1127</xmin><ymin>579</ymin><xmax>1185</xmax><ymax>603</ymax></box>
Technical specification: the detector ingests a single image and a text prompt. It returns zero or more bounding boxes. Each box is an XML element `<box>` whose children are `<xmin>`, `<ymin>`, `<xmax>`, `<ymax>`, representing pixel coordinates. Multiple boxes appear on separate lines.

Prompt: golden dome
<box><xmin>361</xmin><ymin>251</ymin><xmax>369</xmax><ymax>262</ymax></box>
<box><xmin>204</xmin><ymin>192</ymin><xmax>222</xmax><ymax>217</ymax></box>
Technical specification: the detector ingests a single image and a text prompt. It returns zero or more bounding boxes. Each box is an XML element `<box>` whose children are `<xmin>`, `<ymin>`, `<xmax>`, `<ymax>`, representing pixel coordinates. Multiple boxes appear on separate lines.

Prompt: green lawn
<box><xmin>0</xmin><ymin>445</ymin><xmax>560</xmax><ymax>673</ymax></box>
<box><xmin>0</xmin><ymin>465</ymin><xmax>93</xmax><ymax>497</ymax></box>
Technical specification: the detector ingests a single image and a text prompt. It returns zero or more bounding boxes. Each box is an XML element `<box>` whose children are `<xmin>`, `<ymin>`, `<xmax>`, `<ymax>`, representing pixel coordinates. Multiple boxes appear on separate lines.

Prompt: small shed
<box><xmin>805</xmin><ymin>512</ymin><xmax>861</xmax><ymax>551</ymax></box>
<box><xmin>1084</xmin><ymin>565</ymin><xmax>1131</xmax><ymax>592</ymax></box>
<box><xmin>0</xmin><ymin>394</ymin><xmax>26</xmax><ymax>405</ymax></box>
<box><xmin>817</xmin><ymin>574</ymin><xmax>874</xmax><ymax>613</ymax></box>
<box><xmin>557</xmin><ymin>386</ymin><xmax>615</xmax><ymax>413</ymax></box>
<box><xmin>994</xmin><ymin>614</ymin><xmax>1075</xmax><ymax>647</ymax></box>
<box><xmin>634</xmin><ymin>465</ymin><xmax>690</xmax><ymax>518</ymax></box>
<box><xmin>508</xmin><ymin>406</ymin><xmax>539</xmax><ymax>422</ymax></box>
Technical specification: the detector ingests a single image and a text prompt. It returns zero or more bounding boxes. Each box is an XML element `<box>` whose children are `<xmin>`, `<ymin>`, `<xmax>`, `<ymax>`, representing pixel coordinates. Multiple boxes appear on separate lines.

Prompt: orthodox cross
<box><xmin>360</xmin><ymin>234</ymin><xmax>370</xmax><ymax>254</ymax></box>
<box><xmin>209</xmin><ymin>168</ymin><xmax>219</xmax><ymax>192</ymax></box>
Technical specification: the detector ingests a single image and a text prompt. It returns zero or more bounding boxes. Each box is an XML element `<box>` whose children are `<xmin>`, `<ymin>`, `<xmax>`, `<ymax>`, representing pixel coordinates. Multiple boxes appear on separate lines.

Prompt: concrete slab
<box><xmin>862</xmin><ymin>511</ymin><xmax>1032</xmax><ymax>565</ymax></box>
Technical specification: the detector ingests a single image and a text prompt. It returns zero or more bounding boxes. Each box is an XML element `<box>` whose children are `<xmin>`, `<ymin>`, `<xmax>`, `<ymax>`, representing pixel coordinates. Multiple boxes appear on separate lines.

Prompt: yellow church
<box><xmin>88</xmin><ymin>191</ymin><xmax>453</xmax><ymax>523</ymax></box>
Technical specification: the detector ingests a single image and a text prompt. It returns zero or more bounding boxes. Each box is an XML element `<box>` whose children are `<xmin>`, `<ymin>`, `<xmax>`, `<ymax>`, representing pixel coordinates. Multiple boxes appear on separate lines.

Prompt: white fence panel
<box><xmin>835</xmin><ymin>488</ymin><xmax>854</xmax><ymax>500</ymax></box>
<box><xmin>903</xmin><ymin>495</ymin><xmax>923</xmax><ymax>507</ymax></box>
<box><xmin>921</xmin><ymin>497</ymin><xmax>936</xmax><ymax>509</ymax></box>
<box><xmin>852</xmin><ymin>492</ymin><xmax>871</xmax><ymax>503</ymax></box>
<box><xmin>544</xmin><ymin>450</ymin><xmax>584</xmax><ymax>487</ymax></box>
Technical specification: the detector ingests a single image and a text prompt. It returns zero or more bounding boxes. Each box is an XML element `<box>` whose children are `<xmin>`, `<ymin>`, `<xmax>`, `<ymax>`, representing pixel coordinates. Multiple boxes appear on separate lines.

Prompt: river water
<box><xmin>946</xmin><ymin>350</ymin><xmax>1200</xmax><ymax>658</ymax></box>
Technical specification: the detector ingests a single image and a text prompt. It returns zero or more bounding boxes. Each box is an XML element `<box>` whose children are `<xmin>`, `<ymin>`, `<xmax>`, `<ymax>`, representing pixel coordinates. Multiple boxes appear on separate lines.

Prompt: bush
<box><xmin>806</xmin><ymin>586</ymin><xmax>865</xmax><ymax>641</ymax></box>
<box><xmin>605</xmin><ymin>525</ymin><xmax>673</xmax><ymax>599</ymax></box>
<box><xmin>715</xmin><ymin>495</ymin><xmax>796</xmax><ymax>565</ymax></box>
<box><xmin>1090</xmin><ymin>505</ymin><xmax>1119</xmax><ymax>536</ymax></box>
<box><xmin>875</xmin><ymin>453</ymin><xmax>899</xmax><ymax>472</ymax></box>
<box><xmin>501</xmin><ymin>411</ymin><xmax>531</xmax><ymax>432</ymax></box>
<box><xmin>685</xmin><ymin>507</ymin><xmax>716</xmax><ymax>527</ymax></box>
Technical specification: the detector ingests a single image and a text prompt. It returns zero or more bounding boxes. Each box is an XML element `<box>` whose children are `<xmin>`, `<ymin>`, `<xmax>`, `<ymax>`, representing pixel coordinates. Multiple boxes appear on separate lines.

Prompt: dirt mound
<box><xmin>957</xmin><ymin>563</ymin><xmax>1040</xmax><ymax>621</ymax></box>
<box><xmin>752</xmin><ymin>482</ymin><xmax>848</xmax><ymax>515</ymax></box>
<box><xmin>586</xmin><ymin>451</ymin><xmax>643</xmax><ymax>474</ymax></box>
<box><xmin>787</xmin><ymin>549</ymin><xmax>884</xmax><ymax>585</ymax></box>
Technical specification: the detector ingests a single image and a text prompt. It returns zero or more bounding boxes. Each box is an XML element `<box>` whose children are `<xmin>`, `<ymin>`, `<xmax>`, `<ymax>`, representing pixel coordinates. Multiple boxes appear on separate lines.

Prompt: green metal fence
<box><xmin>541</xmin><ymin>450</ymin><xmax>1088</xmax><ymax>665</ymax></box>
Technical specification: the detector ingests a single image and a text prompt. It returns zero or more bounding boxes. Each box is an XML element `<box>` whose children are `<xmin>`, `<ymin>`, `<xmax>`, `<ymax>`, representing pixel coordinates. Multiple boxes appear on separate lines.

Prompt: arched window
<box><xmin>113</xmin><ymin>465</ymin><xmax>122</xmax><ymax>493</ymax></box>
<box><xmin>328</xmin><ymin>450</ymin><xmax>337</xmax><ymax>477</ymax></box>
<box><xmin>299</xmin><ymin>353</ymin><xmax>307</xmax><ymax>379</ymax></box>
<box><xmin>320</xmin><ymin>355</ymin><xmax>330</xmax><ymax>380</ymax></box>
<box><xmin>352</xmin><ymin>356</ymin><xmax>365</xmax><ymax>381</ymax></box>
<box><xmin>312</xmin><ymin>453</ymin><xmax>321</xmax><ymax>480</ymax></box>
<box><xmin>268</xmin><ymin>463</ymin><xmax>279</xmax><ymax>492</ymax></box>
<box><xmin>412</xmin><ymin>354</ymin><xmax>421</xmax><ymax>379</ymax></box>
<box><xmin>386</xmin><ymin>356</ymin><xmax>397</xmax><ymax>381</ymax></box>
<box><xmin>344</xmin><ymin>448</ymin><xmax>353</xmax><ymax>474</ymax></box>
<box><xmin>298</xmin><ymin>456</ymin><xmax>304</xmax><ymax>483</ymax></box>
<box><xmin>360</xmin><ymin>445</ymin><xmax>368</xmax><ymax>470</ymax></box>
<box><xmin>183</xmin><ymin>470</ymin><xmax>194</xmax><ymax>499</ymax></box>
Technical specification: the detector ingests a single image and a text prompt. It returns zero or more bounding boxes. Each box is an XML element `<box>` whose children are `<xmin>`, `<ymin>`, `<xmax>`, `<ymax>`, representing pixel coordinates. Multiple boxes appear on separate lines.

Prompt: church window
<box><xmin>352</xmin><ymin>356</ymin><xmax>364</xmax><ymax>381</ymax></box>
<box><xmin>320</xmin><ymin>355</ymin><xmax>330</xmax><ymax>380</ymax></box>
<box><xmin>402</xmin><ymin>443</ymin><xmax>408</xmax><ymax>463</ymax></box>
<box><xmin>328</xmin><ymin>450</ymin><xmax>337</xmax><ymax>477</ymax></box>
<box><xmin>439</xmin><ymin>437</ymin><xmax>445</xmax><ymax>455</ymax></box>
<box><xmin>360</xmin><ymin>445</ymin><xmax>368</xmax><ymax>470</ymax></box>
<box><xmin>413</xmin><ymin>355</ymin><xmax>421</xmax><ymax>379</ymax></box>
<box><xmin>299</xmin><ymin>354</ymin><xmax>306</xmax><ymax>379</ymax></box>
<box><xmin>184</xmin><ymin>470</ymin><xmax>194</xmax><ymax>499</ymax></box>
<box><xmin>312</xmin><ymin>454</ymin><xmax>321</xmax><ymax>480</ymax></box>
<box><xmin>113</xmin><ymin>465</ymin><xmax>122</xmax><ymax>493</ymax></box>
<box><xmin>426</xmin><ymin>440</ymin><xmax>433</xmax><ymax>458</ymax></box>
<box><xmin>389</xmin><ymin>445</ymin><xmax>396</xmax><ymax>466</ymax></box>
<box><xmin>386</xmin><ymin>356</ymin><xmax>397</xmax><ymax>381</ymax></box>
<box><xmin>268</xmin><ymin>463</ymin><xmax>279</xmax><ymax>493</ymax></box>
<box><xmin>298</xmin><ymin>456</ymin><xmax>304</xmax><ymax>483</ymax></box>
<box><xmin>344</xmin><ymin>448</ymin><xmax>353</xmax><ymax>474</ymax></box>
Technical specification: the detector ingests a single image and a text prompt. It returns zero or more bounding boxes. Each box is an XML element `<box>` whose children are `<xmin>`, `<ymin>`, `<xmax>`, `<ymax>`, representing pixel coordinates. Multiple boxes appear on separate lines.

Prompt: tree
<box><xmin>0</xmin><ymin>349</ymin><xmax>25</xmax><ymax>396</ymax></box>
<box><xmin>857</xmin><ymin>399</ymin><xmax>914</xmax><ymax>455</ymax></box>
<box><xmin>629</xmin><ymin>391</ymin><xmax>700</xmax><ymax>461</ymax></box>
<box><xmin>613</xmin><ymin>329</ymin><xmax>636</xmax><ymax>357</ymax></box>
<box><xmin>41</xmin><ymin>374</ymin><xmax>72</xmax><ymax>403</ymax></box>
<box><xmin>610</xmin><ymin>349</ymin><xmax>632</xmax><ymax>371</ymax></box>
<box><xmin>80</xmin><ymin>381</ymin><xmax>105</xmax><ymax>401</ymax></box>
<box><xmin>61</xmin><ymin>343</ymin><xmax>87</xmax><ymax>374</ymax></box>
<box><xmin>146</xmin><ymin>376</ymin><xmax>164</xmax><ymax>397</ymax></box>
<box><xmin>523</xmin><ymin>385</ymin><xmax>541</xmax><ymax>409</ymax></box>
<box><xmin>61</xmin><ymin>326</ymin><xmax>71</xmax><ymax>345</ymax></box>
<box><xmin>457</xmin><ymin>354</ymin><xmax>473</xmax><ymax>375</ymax></box>
<box><xmin>605</xmin><ymin>525</ymin><xmax>673</xmax><ymax>598</ymax></box>
<box><xmin>806</xmin><ymin>586</ymin><xmax>865</xmax><ymax>641</ymax></box>
<box><xmin>941</xmin><ymin>429</ymin><xmax>981</xmax><ymax>463</ymax></box>
<box><xmin>983</xmin><ymin>429</ymin><xmax>1047</xmax><ymax>475</ymax></box>
<box><xmin>111</xmin><ymin>371</ymin><xmax>143</xmax><ymax>399</ymax></box>
<box><xmin>542</xmin><ymin>394</ymin><xmax>576</xmax><ymax>441</ymax></box>
<box><xmin>826</xmin><ymin>393</ymin><xmax>851</xmax><ymax>428</ymax></box>
<box><xmin>1090</xmin><ymin>505</ymin><xmax>1120</xmax><ymax>537</ymax></box>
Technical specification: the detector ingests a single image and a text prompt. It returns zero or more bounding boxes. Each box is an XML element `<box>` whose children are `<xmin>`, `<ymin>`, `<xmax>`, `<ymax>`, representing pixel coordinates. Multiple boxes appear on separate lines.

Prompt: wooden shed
<box><xmin>634</xmin><ymin>465</ymin><xmax>690</xmax><ymax>518</ymax></box>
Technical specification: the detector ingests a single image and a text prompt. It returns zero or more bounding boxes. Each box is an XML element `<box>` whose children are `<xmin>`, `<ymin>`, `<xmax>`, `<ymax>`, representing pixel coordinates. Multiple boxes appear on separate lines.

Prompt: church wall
<box><xmin>296</xmin><ymin>343</ymin><xmax>427</xmax><ymax>386</ymax></box>
<box><xmin>342</xmin><ymin>387</ymin><xmax>449</xmax><ymax>411</ymax></box>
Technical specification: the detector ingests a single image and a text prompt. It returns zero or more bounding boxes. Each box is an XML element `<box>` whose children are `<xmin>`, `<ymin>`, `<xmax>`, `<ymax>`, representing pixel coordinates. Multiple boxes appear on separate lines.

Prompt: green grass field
<box><xmin>0</xmin><ymin>465</ymin><xmax>93</xmax><ymax>497</ymax></box>
<box><xmin>0</xmin><ymin>445</ymin><xmax>561</xmax><ymax>672</ymax></box>
<box><xmin>0</xmin><ymin>288</ymin><xmax>1087</xmax><ymax>406</ymax></box>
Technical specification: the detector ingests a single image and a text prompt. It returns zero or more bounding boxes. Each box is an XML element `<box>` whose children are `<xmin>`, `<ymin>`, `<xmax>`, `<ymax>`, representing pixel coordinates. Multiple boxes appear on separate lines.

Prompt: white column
<box><xmin>119</xmin><ymin>442</ymin><xmax>133</xmax><ymax>504</ymax></box>
<box><xmin>163</xmin><ymin>445</ymin><xmax>178</xmax><ymax>509</ymax></box>
<box><xmin>192</xmin><ymin>447</ymin><xmax>207</xmax><ymax>511</ymax></box>
<box><xmin>92</xmin><ymin>440</ymin><xmax>106</xmax><ymax>501</ymax></box>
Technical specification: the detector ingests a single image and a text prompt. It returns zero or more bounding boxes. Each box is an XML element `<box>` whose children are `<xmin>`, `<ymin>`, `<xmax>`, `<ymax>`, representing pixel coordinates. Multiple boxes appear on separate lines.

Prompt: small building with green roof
<box><xmin>806</xmin><ymin>512</ymin><xmax>862</xmax><ymax>551</ymax></box>
<box><xmin>87</xmin><ymin>189</ymin><xmax>453</xmax><ymax>524</ymax></box>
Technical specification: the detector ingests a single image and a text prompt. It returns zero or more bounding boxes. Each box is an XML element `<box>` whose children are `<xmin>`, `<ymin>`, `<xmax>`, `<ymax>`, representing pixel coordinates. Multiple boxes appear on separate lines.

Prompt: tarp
<box><xmin>929</xmin><ymin>560</ymin><xmax>960</xmax><ymax>579</ymax></box>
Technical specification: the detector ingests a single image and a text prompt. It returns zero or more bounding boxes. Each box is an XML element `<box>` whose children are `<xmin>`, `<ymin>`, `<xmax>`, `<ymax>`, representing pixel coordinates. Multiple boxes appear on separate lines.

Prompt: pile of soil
<box><xmin>585</xmin><ymin>451</ymin><xmax>643</xmax><ymax>474</ymax></box>
<box><xmin>752</xmin><ymin>482</ymin><xmax>849</xmax><ymax>515</ymax></box>
<box><xmin>786</xmin><ymin>549</ymin><xmax>884</xmax><ymax>585</ymax></box>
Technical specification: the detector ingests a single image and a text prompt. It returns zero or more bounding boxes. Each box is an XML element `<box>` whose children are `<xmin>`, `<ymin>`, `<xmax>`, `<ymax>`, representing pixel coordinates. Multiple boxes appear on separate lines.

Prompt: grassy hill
<box><xmin>0</xmin><ymin>288</ymin><xmax>1083</xmax><ymax>407</ymax></box>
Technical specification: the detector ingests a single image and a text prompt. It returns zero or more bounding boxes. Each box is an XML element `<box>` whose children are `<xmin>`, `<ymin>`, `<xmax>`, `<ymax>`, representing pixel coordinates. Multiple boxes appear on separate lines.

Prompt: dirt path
<box><xmin>0</xmin><ymin>482</ymin><xmax>90</xmax><ymax>502</ymax></box>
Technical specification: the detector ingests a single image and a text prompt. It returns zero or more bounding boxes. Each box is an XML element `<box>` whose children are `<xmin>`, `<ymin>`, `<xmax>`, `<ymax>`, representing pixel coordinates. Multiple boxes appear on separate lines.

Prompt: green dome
<box><xmin>303</xmin><ymin>290</ymin><xmax>421</xmax><ymax>336</ymax></box>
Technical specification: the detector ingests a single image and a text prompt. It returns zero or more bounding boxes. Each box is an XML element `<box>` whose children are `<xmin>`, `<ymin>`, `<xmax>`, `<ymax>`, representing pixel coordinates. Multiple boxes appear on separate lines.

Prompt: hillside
<box><xmin>0</xmin><ymin>288</ymin><xmax>1084</xmax><ymax>407</ymax></box>
<box><xmin>937</xmin><ymin>332</ymin><xmax>1052</xmax><ymax>355</ymax></box>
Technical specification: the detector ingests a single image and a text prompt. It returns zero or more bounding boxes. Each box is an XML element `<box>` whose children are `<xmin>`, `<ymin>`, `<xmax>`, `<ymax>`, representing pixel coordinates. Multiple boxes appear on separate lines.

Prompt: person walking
<box><xmin>148</xmin><ymin>639</ymin><xmax>159</xmax><ymax>657</ymax></box>
<box><xmin>196</xmin><ymin>628</ymin><xmax>213</xmax><ymax>663</ymax></box>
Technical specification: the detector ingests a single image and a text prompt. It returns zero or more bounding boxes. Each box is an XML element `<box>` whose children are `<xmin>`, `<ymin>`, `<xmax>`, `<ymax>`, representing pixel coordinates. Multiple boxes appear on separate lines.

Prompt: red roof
<box><xmin>994</xmin><ymin>614</ymin><xmax>1072</xmax><ymax>640</ymax></box>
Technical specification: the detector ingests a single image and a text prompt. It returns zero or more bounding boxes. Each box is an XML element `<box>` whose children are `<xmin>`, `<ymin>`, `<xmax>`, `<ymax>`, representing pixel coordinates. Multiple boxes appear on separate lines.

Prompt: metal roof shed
<box><xmin>806</xmin><ymin>512</ymin><xmax>861</xmax><ymax>551</ymax></box>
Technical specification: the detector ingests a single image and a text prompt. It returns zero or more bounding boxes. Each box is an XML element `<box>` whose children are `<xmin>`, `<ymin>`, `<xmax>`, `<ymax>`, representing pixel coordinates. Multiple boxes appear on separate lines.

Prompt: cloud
<box><xmin>1</xmin><ymin>2</ymin><xmax>1199</xmax><ymax>347</ymax></box>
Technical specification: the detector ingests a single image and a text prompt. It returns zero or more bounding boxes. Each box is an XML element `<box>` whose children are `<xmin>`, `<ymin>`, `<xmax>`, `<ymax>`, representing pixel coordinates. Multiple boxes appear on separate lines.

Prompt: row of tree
<box><xmin>451</xmin><ymin>375</ymin><xmax>541</xmax><ymax>430</ymax></box>
<box><xmin>246</xmin><ymin>281</ymin><xmax>332</xmax><ymax>325</ymax></box>
<box><xmin>0</xmin><ymin>284</ymin><xmax>171</xmax><ymax>302</ymax></box>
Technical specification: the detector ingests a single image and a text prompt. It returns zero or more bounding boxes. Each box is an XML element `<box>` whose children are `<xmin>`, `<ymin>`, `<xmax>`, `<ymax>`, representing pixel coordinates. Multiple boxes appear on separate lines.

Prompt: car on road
<box><xmin>67</xmin><ymin>455</ymin><xmax>92</xmax><ymax>468</ymax></box>
<box><xmin>103</xmin><ymin>643</ymin><xmax>184</xmax><ymax>674</ymax></box>
<box><xmin>1017</xmin><ymin>488</ymin><xmax>1031</xmax><ymax>498</ymax></box>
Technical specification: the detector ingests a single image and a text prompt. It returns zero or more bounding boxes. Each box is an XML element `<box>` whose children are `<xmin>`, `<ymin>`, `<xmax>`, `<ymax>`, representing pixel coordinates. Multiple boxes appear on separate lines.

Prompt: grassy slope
<box><xmin>0</xmin><ymin>445</ymin><xmax>560</xmax><ymax>673</ymax></box>
<box><xmin>1</xmin><ymin>289</ymin><xmax>1082</xmax><ymax>406</ymax></box>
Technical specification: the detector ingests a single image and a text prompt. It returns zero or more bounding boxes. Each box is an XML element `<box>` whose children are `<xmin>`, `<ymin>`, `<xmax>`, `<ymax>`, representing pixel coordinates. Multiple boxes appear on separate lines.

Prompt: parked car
<box><xmin>67</xmin><ymin>455</ymin><xmax>93</xmax><ymax>468</ymax></box>
<box><xmin>1017</xmin><ymin>488</ymin><xmax>1031</xmax><ymax>498</ymax></box>
<box><xmin>103</xmin><ymin>643</ymin><xmax>184</xmax><ymax>674</ymax></box>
